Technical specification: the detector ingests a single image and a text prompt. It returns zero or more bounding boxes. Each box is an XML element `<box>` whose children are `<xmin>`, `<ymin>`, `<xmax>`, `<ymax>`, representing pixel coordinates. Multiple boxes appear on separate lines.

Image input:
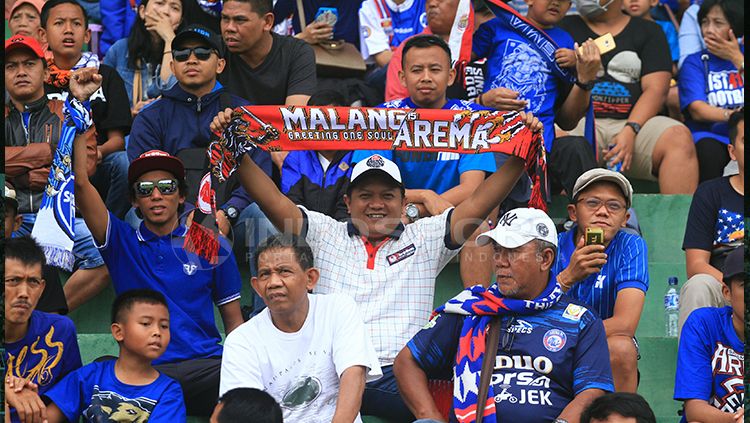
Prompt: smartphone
<box><xmin>578</xmin><ymin>32</ymin><xmax>616</xmax><ymax>55</ymax></box>
<box><xmin>585</xmin><ymin>227</ymin><xmax>604</xmax><ymax>246</ymax></box>
<box><xmin>314</xmin><ymin>7</ymin><xmax>338</xmax><ymax>26</ymax></box>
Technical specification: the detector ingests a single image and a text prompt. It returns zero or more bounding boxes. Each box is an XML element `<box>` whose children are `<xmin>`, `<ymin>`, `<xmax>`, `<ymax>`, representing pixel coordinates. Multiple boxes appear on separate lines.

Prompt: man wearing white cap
<box><xmin>394</xmin><ymin>208</ymin><xmax>613</xmax><ymax>423</ymax></box>
<box><xmin>221</xmin><ymin>109</ymin><xmax>541</xmax><ymax>420</ymax></box>
<box><xmin>551</xmin><ymin>168</ymin><xmax>648</xmax><ymax>393</ymax></box>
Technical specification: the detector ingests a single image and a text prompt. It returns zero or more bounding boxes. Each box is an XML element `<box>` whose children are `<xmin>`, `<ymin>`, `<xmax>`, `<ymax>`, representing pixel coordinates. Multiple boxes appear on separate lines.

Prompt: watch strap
<box><xmin>625</xmin><ymin>121</ymin><xmax>641</xmax><ymax>134</ymax></box>
<box><xmin>574</xmin><ymin>79</ymin><xmax>595</xmax><ymax>91</ymax></box>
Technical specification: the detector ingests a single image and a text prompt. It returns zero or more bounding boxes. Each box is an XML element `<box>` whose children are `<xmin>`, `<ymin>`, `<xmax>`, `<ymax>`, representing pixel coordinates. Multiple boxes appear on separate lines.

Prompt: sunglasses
<box><xmin>172</xmin><ymin>47</ymin><xmax>215</xmax><ymax>62</ymax></box>
<box><xmin>134</xmin><ymin>179</ymin><xmax>179</xmax><ymax>197</ymax></box>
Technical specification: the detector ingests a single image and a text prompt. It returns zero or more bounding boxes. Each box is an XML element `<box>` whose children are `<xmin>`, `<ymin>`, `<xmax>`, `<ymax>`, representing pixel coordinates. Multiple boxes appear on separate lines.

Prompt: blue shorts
<box><xmin>15</xmin><ymin>214</ymin><xmax>106</xmax><ymax>270</ymax></box>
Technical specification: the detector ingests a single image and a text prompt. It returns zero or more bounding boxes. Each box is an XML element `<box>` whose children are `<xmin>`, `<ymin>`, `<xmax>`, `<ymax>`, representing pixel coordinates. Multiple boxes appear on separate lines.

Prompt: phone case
<box><xmin>578</xmin><ymin>33</ymin><xmax>616</xmax><ymax>55</ymax></box>
<box><xmin>585</xmin><ymin>227</ymin><xmax>604</xmax><ymax>245</ymax></box>
<box><xmin>314</xmin><ymin>7</ymin><xmax>338</xmax><ymax>26</ymax></box>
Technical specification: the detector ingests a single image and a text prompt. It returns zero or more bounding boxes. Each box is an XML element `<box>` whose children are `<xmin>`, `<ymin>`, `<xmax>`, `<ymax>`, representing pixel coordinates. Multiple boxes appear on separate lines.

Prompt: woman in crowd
<box><xmin>103</xmin><ymin>0</ymin><xmax>184</xmax><ymax>116</ymax></box>
<box><xmin>678</xmin><ymin>0</ymin><xmax>744</xmax><ymax>182</ymax></box>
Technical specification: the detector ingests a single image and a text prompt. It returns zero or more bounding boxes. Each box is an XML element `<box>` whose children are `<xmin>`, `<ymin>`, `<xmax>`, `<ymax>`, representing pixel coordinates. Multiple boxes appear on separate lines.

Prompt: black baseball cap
<box><xmin>171</xmin><ymin>24</ymin><xmax>224</xmax><ymax>57</ymax></box>
<box><xmin>722</xmin><ymin>246</ymin><xmax>746</xmax><ymax>284</ymax></box>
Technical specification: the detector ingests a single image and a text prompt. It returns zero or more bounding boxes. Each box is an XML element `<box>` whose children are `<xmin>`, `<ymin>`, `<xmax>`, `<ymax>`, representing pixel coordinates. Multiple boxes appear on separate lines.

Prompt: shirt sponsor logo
<box><xmin>387</xmin><ymin>243</ymin><xmax>416</xmax><ymax>265</ymax></box>
<box><xmin>494</xmin><ymin>355</ymin><xmax>553</xmax><ymax>375</ymax></box>
<box><xmin>183</xmin><ymin>262</ymin><xmax>198</xmax><ymax>276</ymax></box>
<box><xmin>594</xmin><ymin>275</ymin><xmax>606</xmax><ymax>289</ymax></box>
<box><xmin>362</xmin><ymin>26</ymin><xmax>371</xmax><ymax>38</ymax></box>
<box><xmin>507</xmin><ymin>319</ymin><xmax>533</xmax><ymax>334</ymax></box>
<box><xmin>562</xmin><ymin>303</ymin><xmax>586</xmax><ymax>321</ymax></box>
<box><xmin>543</xmin><ymin>329</ymin><xmax>567</xmax><ymax>352</ymax></box>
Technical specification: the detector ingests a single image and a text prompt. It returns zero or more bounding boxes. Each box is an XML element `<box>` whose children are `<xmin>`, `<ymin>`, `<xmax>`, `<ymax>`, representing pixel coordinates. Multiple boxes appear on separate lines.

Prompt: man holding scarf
<box><xmin>210</xmin><ymin>103</ymin><xmax>543</xmax><ymax>420</ymax></box>
<box><xmin>394</xmin><ymin>208</ymin><xmax>614</xmax><ymax>423</ymax></box>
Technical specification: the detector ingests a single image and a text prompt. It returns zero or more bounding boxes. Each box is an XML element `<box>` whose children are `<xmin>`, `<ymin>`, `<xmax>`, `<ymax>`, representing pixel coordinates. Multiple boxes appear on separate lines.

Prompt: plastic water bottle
<box><xmin>664</xmin><ymin>276</ymin><xmax>679</xmax><ymax>337</ymax></box>
<box><xmin>607</xmin><ymin>144</ymin><xmax>622</xmax><ymax>172</ymax></box>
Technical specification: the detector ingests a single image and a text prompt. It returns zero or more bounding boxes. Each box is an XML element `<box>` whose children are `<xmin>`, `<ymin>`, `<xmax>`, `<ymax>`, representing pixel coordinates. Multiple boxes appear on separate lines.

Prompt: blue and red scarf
<box><xmin>433</xmin><ymin>279</ymin><xmax>563</xmax><ymax>423</ymax></box>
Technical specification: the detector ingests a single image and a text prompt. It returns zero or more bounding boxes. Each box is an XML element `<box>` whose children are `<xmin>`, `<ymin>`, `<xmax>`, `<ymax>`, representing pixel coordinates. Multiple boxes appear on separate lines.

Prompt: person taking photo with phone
<box><xmin>551</xmin><ymin>169</ymin><xmax>649</xmax><ymax>393</ymax></box>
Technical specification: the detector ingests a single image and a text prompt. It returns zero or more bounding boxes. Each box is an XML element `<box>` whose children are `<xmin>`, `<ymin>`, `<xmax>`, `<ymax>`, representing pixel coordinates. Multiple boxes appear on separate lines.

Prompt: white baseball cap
<box><xmin>477</xmin><ymin>208</ymin><xmax>558</xmax><ymax>248</ymax></box>
<box><xmin>4</xmin><ymin>182</ymin><xmax>18</xmax><ymax>208</ymax></box>
<box><xmin>350</xmin><ymin>154</ymin><xmax>403</xmax><ymax>188</ymax></box>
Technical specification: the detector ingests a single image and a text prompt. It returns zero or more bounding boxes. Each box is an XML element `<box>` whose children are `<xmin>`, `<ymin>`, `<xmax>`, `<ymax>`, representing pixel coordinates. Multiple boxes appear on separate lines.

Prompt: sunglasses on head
<box><xmin>172</xmin><ymin>46</ymin><xmax>215</xmax><ymax>62</ymax></box>
<box><xmin>134</xmin><ymin>179</ymin><xmax>179</xmax><ymax>197</ymax></box>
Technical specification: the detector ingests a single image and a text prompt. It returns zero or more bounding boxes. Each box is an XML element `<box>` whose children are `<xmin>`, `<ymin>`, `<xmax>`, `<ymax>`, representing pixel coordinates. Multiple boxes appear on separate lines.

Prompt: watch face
<box><xmin>226</xmin><ymin>207</ymin><xmax>238</xmax><ymax>219</ymax></box>
<box><xmin>406</xmin><ymin>204</ymin><xmax>418</xmax><ymax>219</ymax></box>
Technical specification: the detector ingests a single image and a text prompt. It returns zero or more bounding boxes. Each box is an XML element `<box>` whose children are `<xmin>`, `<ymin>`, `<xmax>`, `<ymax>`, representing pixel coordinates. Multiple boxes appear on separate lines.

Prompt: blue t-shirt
<box><xmin>407</xmin><ymin>296</ymin><xmax>614</xmax><ymax>422</ymax></box>
<box><xmin>45</xmin><ymin>360</ymin><xmax>186</xmax><ymax>422</ymax></box>
<box><xmin>352</xmin><ymin>98</ymin><xmax>497</xmax><ymax>194</ymax></box>
<box><xmin>655</xmin><ymin>19</ymin><xmax>680</xmax><ymax>63</ymax></box>
<box><xmin>473</xmin><ymin>18</ymin><xmax>575</xmax><ymax>151</ymax></box>
<box><xmin>679</xmin><ymin>48</ymin><xmax>744</xmax><ymax>143</ymax></box>
<box><xmin>683</xmin><ymin>176</ymin><xmax>744</xmax><ymax>256</ymax></box>
<box><xmin>552</xmin><ymin>228</ymin><xmax>650</xmax><ymax>320</ymax></box>
<box><xmin>5</xmin><ymin>311</ymin><xmax>82</xmax><ymax>423</ymax></box>
<box><xmin>96</xmin><ymin>214</ymin><xmax>242</xmax><ymax>364</ymax></box>
<box><xmin>674</xmin><ymin>307</ymin><xmax>744</xmax><ymax>418</ymax></box>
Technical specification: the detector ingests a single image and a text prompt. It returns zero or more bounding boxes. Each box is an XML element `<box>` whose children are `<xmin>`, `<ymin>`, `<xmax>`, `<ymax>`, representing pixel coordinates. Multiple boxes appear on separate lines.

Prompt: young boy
<box><xmin>6</xmin><ymin>289</ymin><xmax>187</xmax><ymax>422</ymax></box>
<box><xmin>674</xmin><ymin>246</ymin><xmax>745</xmax><ymax>422</ymax></box>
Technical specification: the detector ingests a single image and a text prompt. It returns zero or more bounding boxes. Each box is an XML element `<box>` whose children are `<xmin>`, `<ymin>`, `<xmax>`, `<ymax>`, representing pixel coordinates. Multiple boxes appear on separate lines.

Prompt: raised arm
<box><xmin>449</xmin><ymin>112</ymin><xmax>541</xmax><ymax>245</ymax></box>
<box><xmin>211</xmin><ymin>108</ymin><xmax>303</xmax><ymax>234</ymax></box>
<box><xmin>331</xmin><ymin>366</ymin><xmax>366</xmax><ymax>423</ymax></box>
<box><xmin>70</xmin><ymin>68</ymin><xmax>110</xmax><ymax>245</ymax></box>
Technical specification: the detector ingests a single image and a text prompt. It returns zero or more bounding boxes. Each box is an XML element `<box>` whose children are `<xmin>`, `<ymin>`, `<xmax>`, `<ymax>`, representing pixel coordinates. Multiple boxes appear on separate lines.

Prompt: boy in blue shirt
<box><xmin>674</xmin><ymin>246</ymin><xmax>745</xmax><ymax>422</ymax></box>
<box><xmin>7</xmin><ymin>289</ymin><xmax>187</xmax><ymax>422</ymax></box>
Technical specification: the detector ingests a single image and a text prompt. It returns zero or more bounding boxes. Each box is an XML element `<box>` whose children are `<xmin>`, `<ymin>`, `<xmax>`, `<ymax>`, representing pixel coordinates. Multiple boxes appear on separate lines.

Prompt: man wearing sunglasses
<box><xmin>71</xmin><ymin>66</ymin><xmax>244</xmax><ymax>417</ymax></box>
<box><xmin>394</xmin><ymin>208</ymin><xmax>613</xmax><ymax>423</ymax></box>
<box><xmin>127</xmin><ymin>24</ymin><xmax>276</xmax><ymax>288</ymax></box>
<box><xmin>551</xmin><ymin>169</ymin><xmax>648</xmax><ymax>393</ymax></box>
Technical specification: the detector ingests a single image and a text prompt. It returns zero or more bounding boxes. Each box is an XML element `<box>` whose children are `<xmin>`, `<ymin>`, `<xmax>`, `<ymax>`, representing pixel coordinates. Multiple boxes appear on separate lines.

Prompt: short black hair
<box><xmin>216</xmin><ymin>388</ymin><xmax>282</xmax><ymax>423</ymax></box>
<box><xmin>580</xmin><ymin>392</ymin><xmax>656</xmax><ymax>423</ymax></box>
<box><xmin>253</xmin><ymin>234</ymin><xmax>314</xmax><ymax>274</ymax></box>
<box><xmin>728</xmin><ymin>107</ymin><xmax>744</xmax><ymax>145</ymax></box>
<box><xmin>401</xmin><ymin>34</ymin><xmax>452</xmax><ymax>68</ymax></box>
<box><xmin>5</xmin><ymin>236</ymin><xmax>47</xmax><ymax>268</ymax></box>
<box><xmin>41</xmin><ymin>0</ymin><xmax>89</xmax><ymax>29</ymax></box>
<box><xmin>697</xmin><ymin>0</ymin><xmax>743</xmax><ymax>38</ymax></box>
<box><xmin>223</xmin><ymin>0</ymin><xmax>273</xmax><ymax>15</ymax></box>
<box><xmin>308</xmin><ymin>89</ymin><xmax>348</xmax><ymax>107</ymax></box>
<box><xmin>111</xmin><ymin>289</ymin><xmax>169</xmax><ymax>324</ymax></box>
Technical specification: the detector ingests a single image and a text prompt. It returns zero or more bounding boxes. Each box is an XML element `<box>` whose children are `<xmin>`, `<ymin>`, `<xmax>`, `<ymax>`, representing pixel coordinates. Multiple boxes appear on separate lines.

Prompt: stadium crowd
<box><xmin>3</xmin><ymin>0</ymin><xmax>745</xmax><ymax>421</ymax></box>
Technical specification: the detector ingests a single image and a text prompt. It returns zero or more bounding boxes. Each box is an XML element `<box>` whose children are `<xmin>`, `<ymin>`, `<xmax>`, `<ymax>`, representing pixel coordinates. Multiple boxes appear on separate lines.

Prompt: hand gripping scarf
<box><xmin>184</xmin><ymin>105</ymin><xmax>545</xmax><ymax>262</ymax></box>
<box><xmin>31</xmin><ymin>98</ymin><xmax>92</xmax><ymax>271</ymax></box>
<box><xmin>483</xmin><ymin>0</ymin><xmax>597</xmax><ymax>157</ymax></box>
<box><xmin>433</xmin><ymin>279</ymin><xmax>563</xmax><ymax>423</ymax></box>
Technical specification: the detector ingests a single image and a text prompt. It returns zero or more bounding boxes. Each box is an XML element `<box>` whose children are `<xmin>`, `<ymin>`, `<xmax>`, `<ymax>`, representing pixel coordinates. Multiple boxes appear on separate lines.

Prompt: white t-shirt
<box><xmin>220</xmin><ymin>293</ymin><xmax>382</xmax><ymax>423</ymax></box>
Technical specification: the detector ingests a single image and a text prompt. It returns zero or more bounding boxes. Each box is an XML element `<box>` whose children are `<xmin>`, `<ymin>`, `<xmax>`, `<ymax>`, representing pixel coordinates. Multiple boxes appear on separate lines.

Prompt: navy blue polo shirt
<box><xmin>96</xmin><ymin>213</ymin><xmax>242</xmax><ymax>364</ymax></box>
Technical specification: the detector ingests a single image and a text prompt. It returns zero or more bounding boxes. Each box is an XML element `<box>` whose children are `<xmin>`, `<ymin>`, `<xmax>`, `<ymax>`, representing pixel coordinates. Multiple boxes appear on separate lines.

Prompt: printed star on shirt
<box><xmin>457</xmin><ymin>361</ymin><xmax>479</xmax><ymax>403</ymax></box>
<box><xmin>727</xmin><ymin>216</ymin><xmax>733</xmax><ymax>222</ymax></box>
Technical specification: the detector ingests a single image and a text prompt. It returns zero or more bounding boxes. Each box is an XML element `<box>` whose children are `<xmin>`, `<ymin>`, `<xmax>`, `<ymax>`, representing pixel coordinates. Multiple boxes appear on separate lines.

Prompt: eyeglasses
<box><xmin>134</xmin><ymin>179</ymin><xmax>178</xmax><ymax>197</ymax></box>
<box><xmin>577</xmin><ymin>197</ymin><xmax>626</xmax><ymax>213</ymax></box>
<box><xmin>172</xmin><ymin>47</ymin><xmax>215</xmax><ymax>62</ymax></box>
<box><xmin>501</xmin><ymin>316</ymin><xmax>516</xmax><ymax>352</ymax></box>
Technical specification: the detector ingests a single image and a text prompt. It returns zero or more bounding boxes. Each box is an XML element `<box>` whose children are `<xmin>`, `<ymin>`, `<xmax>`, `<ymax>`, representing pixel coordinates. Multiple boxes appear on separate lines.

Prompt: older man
<box><xmin>394</xmin><ymin>208</ymin><xmax>614</xmax><ymax>423</ymax></box>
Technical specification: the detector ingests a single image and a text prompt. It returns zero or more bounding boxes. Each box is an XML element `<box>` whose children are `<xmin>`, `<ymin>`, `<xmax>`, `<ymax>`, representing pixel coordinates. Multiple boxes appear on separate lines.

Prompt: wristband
<box><xmin>64</xmin><ymin>97</ymin><xmax>93</xmax><ymax>134</ymax></box>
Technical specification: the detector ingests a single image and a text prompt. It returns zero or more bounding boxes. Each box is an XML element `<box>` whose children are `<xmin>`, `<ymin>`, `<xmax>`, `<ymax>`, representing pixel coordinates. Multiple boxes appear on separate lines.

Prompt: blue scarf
<box><xmin>434</xmin><ymin>278</ymin><xmax>563</xmax><ymax>423</ymax></box>
<box><xmin>484</xmin><ymin>0</ymin><xmax>597</xmax><ymax>156</ymax></box>
<box><xmin>31</xmin><ymin>98</ymin><xmax>92</xmax><ymax>271</ymax></box>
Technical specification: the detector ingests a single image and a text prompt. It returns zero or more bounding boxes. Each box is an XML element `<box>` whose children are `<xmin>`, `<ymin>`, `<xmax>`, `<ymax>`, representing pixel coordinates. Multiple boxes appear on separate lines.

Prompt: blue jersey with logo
<box><xmin>407</xmin><ymin>296</ymin><xmax>614</xmax><ymax>422</ymax></box>
<box><xmin>5</xmin><ymin>311</ymin><xmax>82</xmax><ymax>423</ymax></box>
<box><xmin>473</xmin><ymin>19</ymin><xmax>574</xmax><ymax>151</ymax></box>
<box><xmin>675</xmin><ymin>307</ymin><xmax>744</xmax><ymax>418</ymax></box>
<box><xmin>97</xmin><ymin>213</ymin><xmax>242</xmax><ymax>364</ymax></box>
<box><xmin>352</xmin><ymin>98</ymin><xmax>496</xmax><ymax>194</ymax></box>
<box><xmin>552</xmin><ymin>228</ymin><xmax>649</xmax><ymax>320</ymax></box>
<box><xmin>679</xmin><ymin>48</ymin><xmax>744</xmax><ymax>144</ymax></box>
<box><xmin>45</xmin><ymin>360</ymin><xmax>186</xmax><ymax>422</ymax></box>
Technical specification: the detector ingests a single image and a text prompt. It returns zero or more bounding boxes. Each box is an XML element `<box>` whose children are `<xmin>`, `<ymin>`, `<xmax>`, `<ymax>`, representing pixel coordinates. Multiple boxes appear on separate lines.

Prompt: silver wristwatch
<box><xmin>405</xmin><ymin>203</ymin><xmax>420</xmax><ymax>222</ymax></box>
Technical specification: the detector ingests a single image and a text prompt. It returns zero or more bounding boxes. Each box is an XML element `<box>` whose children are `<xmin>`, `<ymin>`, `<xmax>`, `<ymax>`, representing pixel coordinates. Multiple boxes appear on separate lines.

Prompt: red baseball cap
<box><xmin>5</xmin><ymin>34</ymin><xmax>45</xmax><ymax>59</ymax></box>
<box><xmin>128</xmin><ymin>150</ymin><xmax>185</xmax><ymax>186</ymax></box>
